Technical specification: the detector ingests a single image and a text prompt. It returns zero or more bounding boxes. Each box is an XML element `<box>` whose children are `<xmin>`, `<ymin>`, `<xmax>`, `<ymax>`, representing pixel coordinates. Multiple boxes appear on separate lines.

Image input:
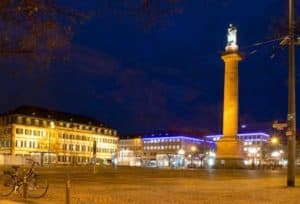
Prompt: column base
<box><xmin>215</xmin><ymin>137</ymin><xmax>245</xmax><ymax>169</ymax></box>
<box><xmin>214</xmin><ymin>157</ymin><xmax>245</xmax><ymax>169</ymax></box>
<box><xmin>287</xmin><ymin>180</ymin><xmax>295</xmax><ymax>187</ymax></box>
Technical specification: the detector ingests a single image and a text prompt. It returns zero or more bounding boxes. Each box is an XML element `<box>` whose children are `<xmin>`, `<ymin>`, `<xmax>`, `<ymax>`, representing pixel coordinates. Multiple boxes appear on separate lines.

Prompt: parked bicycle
<box><xmin>1</xmin><ymin>158</ymin><xmax>48</xmax><ymax>198</ymax></box>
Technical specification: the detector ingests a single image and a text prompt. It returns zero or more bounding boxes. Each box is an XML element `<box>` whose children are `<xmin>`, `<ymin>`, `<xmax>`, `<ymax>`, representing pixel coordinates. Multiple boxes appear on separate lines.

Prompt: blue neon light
<box><xmin>205</xmin><ymin>132</ymin><xmax>270</xmax><ymax>138</ymax></box>
<box><xmin>143</xmin><ymin>136</ymin><xmax>206</xmax><ymax>143</ymax></box>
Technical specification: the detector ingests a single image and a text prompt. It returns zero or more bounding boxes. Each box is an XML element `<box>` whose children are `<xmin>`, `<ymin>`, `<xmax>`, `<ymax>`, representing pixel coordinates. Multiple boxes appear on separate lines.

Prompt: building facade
<box><xmin>117</xmin><ymin>135</ymin><xmax>143</xmax><ymax>166</ymax></box>
<box><xmin>0</xmin><ymin>106</ymin><xmax>118</xmax><ymax>165</ymax></box>
<box><xmin>205</xmin><ymin>132</ymin><xmax>271</xmax><ymax>166</ymax></box>
<box><xmin>117</xmin><ymin>132</ymin><xmax>215</xmax><ymax>168</ymax></box>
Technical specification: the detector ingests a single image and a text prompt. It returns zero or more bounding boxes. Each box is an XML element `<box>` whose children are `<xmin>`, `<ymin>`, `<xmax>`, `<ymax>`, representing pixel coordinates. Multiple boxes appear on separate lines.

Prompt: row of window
<box><xmin>62</xmin><ymin>144</ymin><xmax>115</xmax><ymax>153</ymax></box>
<box><xmin>57</xmin><ymin>156</ymin><xmax>91</xmax><ymax>163</ymax></box>
<box><xmin>62</xmin><ymin>144</ymin><xmax>89</xmax><ymax>152</ymax></box>
<box><xmin>0</xmin><ymin>128</ymin><xmax>12</xmax><ymax>135</ymax></box>
<box><xmin>16</xmin><ymin>128</ymin><xmax>46</xmax><ymax>136</ymax></box>
<box><xmin>96</xmin><ymin>148</ymin><xmax>115</xmax><ymax>153</ymax></box>
<box><xmin>15</xmin><ymin>128</ymin><xmax>118</xmax><ymax>145</ymax></box>
<box><xmin>59</xmin><ymin>134</ymin><xmax>117</xmax><ymax>144</ymax></box>
<box><xmin>143</xmin><ymin>138</ymin><xmax>206</xmax><ymax>144</ymax></box>
<box><xmin>144</xmin><ymin>139</ymin><xmax>181</xmax><ymax>144</ymax></box>
<box><xmin>16</xmin><ymin>140</ymin><xmax>38</xmax><ymax>148</ymax></box>
<box><xmin>14</xmin><ymin>116</ymin><xmax>117</xmax><ymax>136</ymax></box>
<box><xmin>244</xmin><ymin>141</ymin><xmax>264</xmax><ymax>145</ymax></box>
<box><xmin>144</xmin><ymin>145</ymin><xmax>180</xmax><ymax>150</ymax></box>
<box><xmin>0</xmin><ymin>140</ymin><xmax>10</xmax><ymax>147</ymax></box>
<box><xmin>239</xmin><ymin>135</ymin><xmax>269</xmax><ymax>140</ymax></box>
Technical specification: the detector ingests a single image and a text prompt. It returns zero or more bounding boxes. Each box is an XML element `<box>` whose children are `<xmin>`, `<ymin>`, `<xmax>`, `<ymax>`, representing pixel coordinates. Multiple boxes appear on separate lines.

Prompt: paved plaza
<box><xmin>1</xmin><ymin>166</ymin><xmax>300</xmax><ymax>204</ymax></box>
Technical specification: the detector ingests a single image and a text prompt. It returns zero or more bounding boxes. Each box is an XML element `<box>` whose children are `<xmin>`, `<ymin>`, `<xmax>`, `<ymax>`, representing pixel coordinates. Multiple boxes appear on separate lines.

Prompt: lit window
<box><xmin>25</xmin><ymin>129</ymin><xmax>32</xmax><ymax>135</ymax></box>
<box><xmin>16</xmin><ymin>128</ymin><xmax>23</xmax><ymax>134</ymax></box>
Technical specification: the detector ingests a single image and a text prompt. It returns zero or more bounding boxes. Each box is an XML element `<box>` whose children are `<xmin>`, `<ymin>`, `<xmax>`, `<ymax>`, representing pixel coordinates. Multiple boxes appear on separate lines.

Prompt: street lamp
<box><xmin>190</xmin><ymin>146</ymin><xmax>197</xmax><ymax>152</ymax></box>
<box><xmin>49</xmin><ymin>121</ymin><xmax>55</xmax><ymax>165</ymax></box>
<box><xmin>190</xmin><ymin>146</ymin><xmax>197</xmax><ymax>167</ymax></box>
<box><xmin>287</xmin><ymin>0</ymin><xmax>296</xmax><ymax>187</ymax></box>
<box><xmin>271</xmin><ymin>137</ymin><xmax>279</xmax><ymax>145</ymax></box>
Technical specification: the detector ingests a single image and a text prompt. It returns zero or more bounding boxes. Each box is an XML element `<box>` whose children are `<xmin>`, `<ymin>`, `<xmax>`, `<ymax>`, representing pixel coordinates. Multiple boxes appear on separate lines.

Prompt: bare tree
<box><xmin>0</xmin><ymin>0</ymin><xmax>183</xmax><ymax>69</ymax></box>
<box><xmin>0</xmin><ymin>0</ymin><xmax>88</xmax><ymax>70</ymax></box>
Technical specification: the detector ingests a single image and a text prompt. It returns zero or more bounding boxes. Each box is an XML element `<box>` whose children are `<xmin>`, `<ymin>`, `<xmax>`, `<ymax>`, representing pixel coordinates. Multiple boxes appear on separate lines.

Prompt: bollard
<box><xmin>23</xmin><ymin>174</ymin><xmax>28</xmax><ymax>200</ymax></box>
<box><xmin>66</xmin><ymin>174</ymin><xmax>71</xmax><ymax>204</ymax></box>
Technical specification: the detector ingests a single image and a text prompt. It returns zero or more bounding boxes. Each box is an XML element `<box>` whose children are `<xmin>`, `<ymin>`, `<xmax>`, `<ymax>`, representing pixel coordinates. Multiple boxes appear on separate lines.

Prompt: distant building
<box><xmin>296</xmin><ymin>137</ymin><xmax>300</xmax><ymax>167</ymax></box>
<box><xmin>205</xmin><ymin>132</ymin><xmax>271</xmax><ymax>166</ymax></box>
<box><xmin>117</xmin><ymin>131</ymin><xmax>215</xmax><ymax>168</ymax></box>
<box><xmin>0</xmin><ymin>106</ymin><xmax>118</xmax><ymax>165</ymax></box>
<box><xmin>117</xmin><ymin>135</ymin><xmax>143</xmax><ymax>166</ymax></box>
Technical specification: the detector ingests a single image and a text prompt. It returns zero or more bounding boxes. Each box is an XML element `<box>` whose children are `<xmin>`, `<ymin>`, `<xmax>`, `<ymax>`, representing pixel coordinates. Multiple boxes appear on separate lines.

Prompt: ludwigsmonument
<box><xmin>215</xmin><ymin>24</ymin><xmax>244</xmax><ymax>168</ymax></box>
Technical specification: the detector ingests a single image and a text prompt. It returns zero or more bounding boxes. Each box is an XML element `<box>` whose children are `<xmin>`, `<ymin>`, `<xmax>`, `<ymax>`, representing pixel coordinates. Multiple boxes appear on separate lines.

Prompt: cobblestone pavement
<box><xmin>0</xmin><ymin>166</ymin><xmax>300</xmax><ymax>204</ymax></box>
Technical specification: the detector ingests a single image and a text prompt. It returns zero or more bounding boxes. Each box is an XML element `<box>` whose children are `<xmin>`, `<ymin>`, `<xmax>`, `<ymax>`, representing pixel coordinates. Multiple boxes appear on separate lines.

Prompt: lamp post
<box><xmin>190</xmin><ymin>146</ymin><xmax>197</xmax><ymax>166</ymax></box>
<box><xmin>287</xmin><ymin>0</ymin><xmax>296</xmax><ymax>187</ymax></box>
<box><xmin>271</xmin><ymin>137</ymin><xmax>279</xmax><ymax>145</ymax></box>
<box><xmin>178</xmin><ymin>149</ymin><xmax>185</xmax><ymax>168</ymax></box>
<box><xmin>49</xmin><ymin>121</ymin><xmax>55</xmax><ymax>165</ymax></box>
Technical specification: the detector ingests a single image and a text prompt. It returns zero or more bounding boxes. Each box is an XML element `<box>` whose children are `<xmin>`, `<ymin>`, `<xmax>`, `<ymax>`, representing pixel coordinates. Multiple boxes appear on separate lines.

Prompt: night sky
<box><xmin>0</xmin><ymin>0</ymin><xmax>299</xmax><ymax>135</ymax></box>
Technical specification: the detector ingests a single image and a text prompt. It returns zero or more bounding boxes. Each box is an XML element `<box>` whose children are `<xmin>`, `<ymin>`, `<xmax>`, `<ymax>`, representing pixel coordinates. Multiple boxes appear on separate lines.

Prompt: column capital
<box><xmin>221</xmin><ymin>51</ymin><xmax>243</xmax><ymax>62</ymax></box>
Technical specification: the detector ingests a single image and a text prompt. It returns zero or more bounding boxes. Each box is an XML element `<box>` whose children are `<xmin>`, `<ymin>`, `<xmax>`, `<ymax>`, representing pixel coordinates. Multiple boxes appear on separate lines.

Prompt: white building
<box><xmin>0</xmin><ymin>106</ymin><xmax>118</xmax><ymax>165</ymax></box>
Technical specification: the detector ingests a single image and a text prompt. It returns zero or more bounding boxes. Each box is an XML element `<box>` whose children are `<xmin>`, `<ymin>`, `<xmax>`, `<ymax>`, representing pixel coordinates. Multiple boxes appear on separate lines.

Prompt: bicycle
<box><xmin>1</xmin><ymin>158</ymin><xmax>49</xmax><ymax>198</ymax></box>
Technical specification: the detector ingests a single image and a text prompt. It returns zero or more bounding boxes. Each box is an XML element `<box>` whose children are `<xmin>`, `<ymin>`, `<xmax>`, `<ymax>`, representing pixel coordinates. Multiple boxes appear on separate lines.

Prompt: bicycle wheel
<box><xmin>27</xmin><ymin>175</ymin><xmax>49</xmax><ymax>198</ymax></box>
<box><xmin>1</xmin><ymin>174</ymin><xmax>15</xmax><ymax>196</ymax></box>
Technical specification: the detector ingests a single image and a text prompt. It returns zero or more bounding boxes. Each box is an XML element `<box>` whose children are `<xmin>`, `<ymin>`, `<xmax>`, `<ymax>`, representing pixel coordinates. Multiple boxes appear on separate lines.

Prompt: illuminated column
<box><xmin>11</xmin><ymin>124</ymin><xmax>16</xmax><ymax>155</ymax></box>
<box><xmin>216</xmin><ymin>24</ymin><xmax>244</xmax><ymax>168</ymax></box>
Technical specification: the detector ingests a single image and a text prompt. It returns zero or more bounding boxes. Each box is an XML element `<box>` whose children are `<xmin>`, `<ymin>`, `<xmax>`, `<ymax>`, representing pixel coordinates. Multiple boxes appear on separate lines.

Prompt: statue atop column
<box><xmin>215</xmin><ymin>23</ymin><xmax>244</xmax><ymax>168</ymax></box>
<box><xmin>225</xmin><ymin>24</ymin><xmax>238</xmax><ymax>51</ymax></box>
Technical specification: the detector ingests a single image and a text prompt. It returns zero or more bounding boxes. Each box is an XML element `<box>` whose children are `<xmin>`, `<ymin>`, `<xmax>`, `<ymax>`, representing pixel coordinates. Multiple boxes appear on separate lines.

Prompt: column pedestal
<box><xmin>215</xmin><ymin>137</ymin><xmax>244</xmax><ymax>168</ymax></box>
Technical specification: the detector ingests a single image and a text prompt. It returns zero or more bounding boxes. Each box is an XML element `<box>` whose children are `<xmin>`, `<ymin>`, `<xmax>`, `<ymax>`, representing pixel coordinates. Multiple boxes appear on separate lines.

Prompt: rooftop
<box><xmin>1</xmin><ymin>105</ymin><xmax>109</xmax><ymax>128</ymax></box>
<box><xmin>131</xmin><ymin>130</ymin><xmax>206</xmax><ymax>140</ymax></box>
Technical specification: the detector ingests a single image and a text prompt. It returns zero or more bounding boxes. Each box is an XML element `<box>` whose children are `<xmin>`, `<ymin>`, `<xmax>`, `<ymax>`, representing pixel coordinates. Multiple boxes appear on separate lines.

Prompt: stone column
<box><xmin>215</xmin><ymin>24</ymin><xmax>244</xmax><ymax>168</ymax></box>
<box><xmin>215</xmin><ymin>51</ymin><xmax>244</xmax><ymax>168</ymax></box>
<box><xmin>222</xmin><ymin>52</ymin><xmax>241</xmax><ymax>138</ymax></box>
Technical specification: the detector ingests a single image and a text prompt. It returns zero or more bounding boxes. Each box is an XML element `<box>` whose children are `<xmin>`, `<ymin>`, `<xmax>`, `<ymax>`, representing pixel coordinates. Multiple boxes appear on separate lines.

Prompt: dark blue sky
<box><xmin>0</xmin><ymin>0</ymin><xmax>299</xmax><ymax>134</ymax></box>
